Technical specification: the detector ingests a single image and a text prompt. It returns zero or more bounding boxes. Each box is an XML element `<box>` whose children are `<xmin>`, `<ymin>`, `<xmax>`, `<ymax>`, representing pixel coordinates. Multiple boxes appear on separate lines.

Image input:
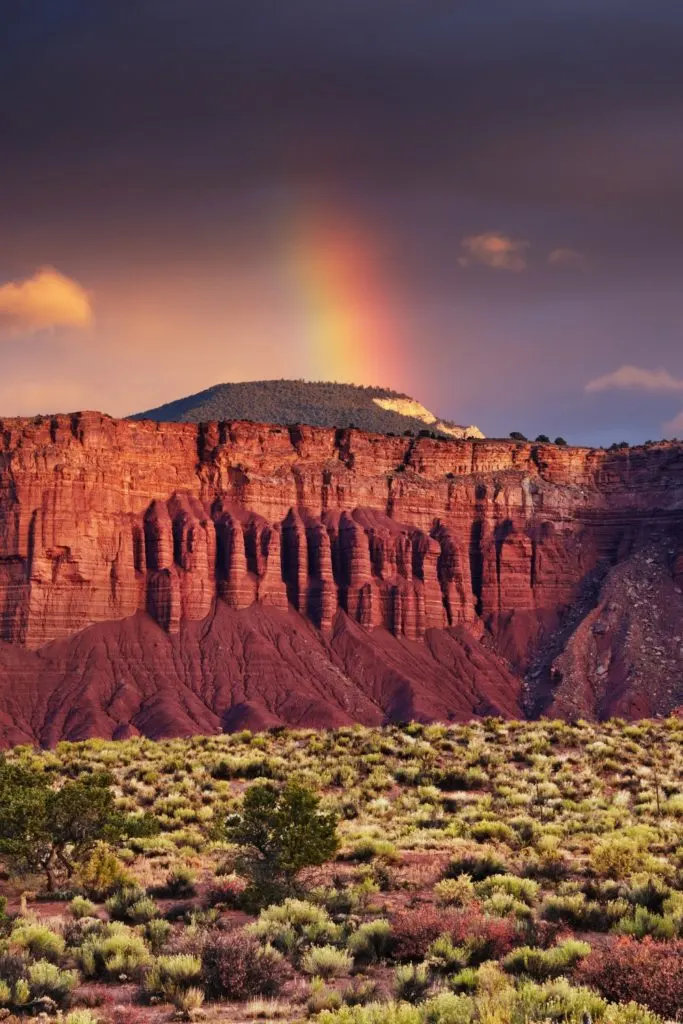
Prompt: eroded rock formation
<box><xmin>0</xmin><ymin>412</ymin><xmax>682</xmax><ymax>744</ymax></box>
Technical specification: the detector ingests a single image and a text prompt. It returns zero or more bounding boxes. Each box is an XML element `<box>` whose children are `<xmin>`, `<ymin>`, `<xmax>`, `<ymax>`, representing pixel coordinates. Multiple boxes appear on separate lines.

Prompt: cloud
<box><xmin>585</xmin><ymin>365</ymin><xmax>683</xmax><ymax>394</ymax></box>
<box><xmin>458</xmin><ymin>232</ymin><xmax>529</xmax><ymax>272</ymax></box>
<box><xmin>548</xmin><ymin>247</ymin><xmax>586</xmax><ymax>270</ymax></box>
<box><xmin>0</xmin><ymin>267</ymin><xmax>93</xmax><ymax>333</ymax></box>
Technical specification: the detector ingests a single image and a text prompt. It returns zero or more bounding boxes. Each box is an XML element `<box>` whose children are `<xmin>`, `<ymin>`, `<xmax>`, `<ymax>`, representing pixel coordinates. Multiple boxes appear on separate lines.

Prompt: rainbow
<box><xmin>285</xmin><ymin>210</ymin><xmax>402</xmax><ymax>385</ymax></box>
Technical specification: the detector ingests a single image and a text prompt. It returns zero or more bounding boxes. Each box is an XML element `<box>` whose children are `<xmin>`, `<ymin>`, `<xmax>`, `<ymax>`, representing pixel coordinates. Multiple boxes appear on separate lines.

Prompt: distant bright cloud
<box><xmin>547</xmin><ymin>247</ymin><xmax>586</xmax><ymax>269</ymax></box>
<box><xmin>0</xmin><ymin>267</ymin><xmax>93</xmax><ymax>333</ymax></box>
<box><xmin>585</xmin><ymin>365</ymin><xmax>683</xmax><ymax>394</ymax></box>
<box><xmin>459</xmin><ymin>232</ymin><xmax>529</xmax><ymax>272</ymax></box>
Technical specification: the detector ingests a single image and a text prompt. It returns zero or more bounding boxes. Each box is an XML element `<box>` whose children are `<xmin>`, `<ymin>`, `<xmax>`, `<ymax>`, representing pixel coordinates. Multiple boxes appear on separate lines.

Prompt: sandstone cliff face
<box><xmin>0</xmin><ymin>412</ymin><xmax>682</xmax><ymax>743</ymax></box>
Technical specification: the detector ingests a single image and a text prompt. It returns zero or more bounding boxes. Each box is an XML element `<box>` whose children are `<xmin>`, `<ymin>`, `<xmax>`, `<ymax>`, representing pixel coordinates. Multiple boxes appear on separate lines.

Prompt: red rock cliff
<box><xmin>0</xmin><ymin>412</ymin><xmax>682</xmax><ymax>743</ymax></box>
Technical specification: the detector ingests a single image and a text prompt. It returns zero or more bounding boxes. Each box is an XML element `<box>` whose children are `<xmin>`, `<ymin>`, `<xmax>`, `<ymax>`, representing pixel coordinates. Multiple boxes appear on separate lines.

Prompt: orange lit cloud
<box><xmin>0</xmin><ymin>267</ymin><xmax>93</xmax><ymax>333</ymax></box>
<box><xmin>459</xmin><ymin>232</ymin><xmax>529</xmax><ymax>272</ymax></box>
<box><xmin>585</xmin><ymin>365</ymin><xmax>683</xmax><ymax>393</ymax></box>
<box><xmin>547</xmin><ymin>247</ymin><xmax>586</xmax><ymax>269</ymax></box>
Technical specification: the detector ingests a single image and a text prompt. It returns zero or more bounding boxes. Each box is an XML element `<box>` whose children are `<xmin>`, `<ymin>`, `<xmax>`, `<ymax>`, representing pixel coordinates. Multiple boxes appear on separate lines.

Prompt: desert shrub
<box><xmin>307</xmin><ymin>976</ymin><xmax>343</xmax><ymax>1014</ymax></box>
<box><xmin>345</xmin><ymin>838</ymin><xmax>400</xmax><ymax>863</ymax></box>
<box><xmin>625</xmin><ymin>874</ymin><xmax>671</xmax><ymax>913</ymax></box>
<box><xmin>425</xmin><ymin>934</ymin><xmax>467</xmax><ymax>973</ymax></box>
<box><xmin>513</xmin><ymin>976</ymin><xmax>607</xmax><ymax>1022</ymax></box>
<box><xmin>476</xmin><ymin>874</ymin><xmax>539</xmax><ymax>905</ymax></box>
<box><xmin>591</xmin><ymin>837</ymin><xmax>650</xmax><ymax>880</ymax></box>
<box><xmin>318</xmin><ymin>1005</ymin><xmax>423</xmax><ymax>1024</ymax></box>
<box><xmin>301</xmin><ymin>944</ymin><xmax>353</xmax><ymax>978</ymax></box>
<box><xmin>26</xmin><ymin>958</ymin><xmax>78</xmax><ymax>1004</ymax></box>
<box><xmin>392</xmin><ymin>907</ymin><xmax>519</xmax><ymax>963</ymax></box>
<box><xmin>10</xmin><ymin>919</ymin><xmax>65</xmax><ymax>962</ymax></box>
<box><xmin>469</xmin><ymin>820</ymin><xmax>516</xmax><ymax>844</ymax></box>
<box><xmin>201</xmin><ymin>930</ymin><xmax>288</xmax><ymax>1000</ymax></box>
<box><xmin>143</xmin><ymin>953</ymin><xmax>202</xmax><ymax>999</ymax></box>
<box><xmin>433</xmin><ymin>875</ymin><xmax>476</xmax><ymax>907</ymax></box>
<box><xmin>204</xmin><ymin>874</ymin><xmax>245</xmax><ymax>908</ymax></box>
<box><xmin>342</xmin><ymin>979</ymin><xmax>379</xmax><ymax>1006</ymax></box>
<box><xmin>481</xmin><ymin>892</ymin><xmax>532</xmax><ymax>920</ymax></box>
<box><xmin>577</xmin><ymin>937</ymin><xmax>683</xmax><ymax>1020</ymax></box>
<box><xmin>347</xmin><ymin>919</ymin><xmax>393</xmax><ymax>963</ymax></box>
<box><xmin>502</xmin><ymin>939</ymin><xmax>591</xmax><ymax>980</ymax></box>
<box><xmin>446</xmin><ymin>850</ymin><xmax>507</xmax><ymax>881</ymax></box>
<box><xmin>144</xmin><ymin>916</ymin><xmax>172</xmax><ymax>953</ymax></box>
<box><xmin>172</xmin><ymin>984</ymin><xmax>205</xmax><ymax>1017</ymax></box>
<box><xmin>160</xmin><ymin>866</ymin><xmax>197</xmax><ymax>898</ymax></box>
<box><xmin>541</xmin><ymin>892</ymin><xmax>612</xmax><ymax>930</ymax></box>
<box><xmin>613</xmin><ymin>906</ymin><xmax>677</xmax><ymax>940</ymax></box>
<box><xmin>247</xmin><ymin>898</ymin><xmax>340</xmax><ymax>955</ymax></box>
<box><xmin>77</xmin><ymin>922</ymin><xmax>152</xmax><ymax>979</ymax></box>
<box><xmin>394</xmin><ymin>963</ymin><xmax>431</xmax><ymax>1002</ymax></box>
<box><xmin>70</xmin><ymin>895</ymin><xmax>97</xmax><ymax>919</ymax></box>
<box><xmin>78</xmin><ymin>844</ymin><xmax>131</xmax><ymax>899</ymax></box>
<box><xmin>105</xmin><ymin>885</ymin><xmax>159</xmax><ymax>924</ymax></box>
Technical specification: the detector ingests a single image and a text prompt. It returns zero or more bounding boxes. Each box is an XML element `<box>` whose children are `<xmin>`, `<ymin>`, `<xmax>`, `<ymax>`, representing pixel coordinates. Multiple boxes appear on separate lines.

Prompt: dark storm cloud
<box><xmin>3</xmin><ymin>1</ymin><xmax>683</xmax><ymax>205</ymax></box>
<box><xmin>1</xmin><ymin>1</ymin><xmax>683</xmax><ymax>442</ymax></box>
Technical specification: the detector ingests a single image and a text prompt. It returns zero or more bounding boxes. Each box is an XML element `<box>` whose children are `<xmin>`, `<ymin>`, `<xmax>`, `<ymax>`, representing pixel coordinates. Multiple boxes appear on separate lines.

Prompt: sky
<box><xmin>2</xmin><ymin>1</ymin><xmax>683</xmax><ymax>445</ymax></box>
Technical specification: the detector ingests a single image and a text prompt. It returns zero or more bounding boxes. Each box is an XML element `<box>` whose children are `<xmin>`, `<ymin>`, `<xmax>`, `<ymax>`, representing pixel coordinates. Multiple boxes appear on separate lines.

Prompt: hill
<box><xmin>132</xmin><ymin>379</ymin><xmax>484</xmax><ymax>438</ymax></box>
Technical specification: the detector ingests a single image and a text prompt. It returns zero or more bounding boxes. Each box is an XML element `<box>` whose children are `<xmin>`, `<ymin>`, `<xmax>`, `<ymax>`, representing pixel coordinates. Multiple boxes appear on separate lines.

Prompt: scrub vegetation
<box><xmin>0</xmin><ymin>717</ymin><xmax>681</xmax><ymax>1022</ymax></box>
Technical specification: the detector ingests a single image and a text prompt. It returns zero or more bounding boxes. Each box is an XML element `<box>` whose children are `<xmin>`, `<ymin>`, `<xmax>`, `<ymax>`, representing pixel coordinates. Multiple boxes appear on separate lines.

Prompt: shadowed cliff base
<box><xmin>0</xmin><ymin>604</ymin><xmax>521</xmax><ymax>747</ymax></box>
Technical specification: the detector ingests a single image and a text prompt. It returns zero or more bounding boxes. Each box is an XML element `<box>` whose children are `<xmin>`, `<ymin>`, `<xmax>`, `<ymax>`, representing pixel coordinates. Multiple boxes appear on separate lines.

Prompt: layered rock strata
<box><xmin>0</xmin><ymin>412</ymin><xmax>682</xmax><ymax>741</ymax></box>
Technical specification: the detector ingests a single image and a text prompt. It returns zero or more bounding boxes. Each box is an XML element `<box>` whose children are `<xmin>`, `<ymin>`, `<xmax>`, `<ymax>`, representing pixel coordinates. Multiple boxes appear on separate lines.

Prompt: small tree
<box><xmin>509</xmin><ymin>431</ymin><xmax>527</xmax><ymax>442</ymax></box>
<box><xmin>0</xmin><ymin>758</ymin><xmax>154</xmax><ymax>891</ymax></box>
<box><xmin>535</xmin><ymin>434</ymin><xmax>550</xmax><ymax>443</ymax></box>
<box><xmin>226</xmin><ymin>781</ymin><xmax>338</xmax><ymax>906</ymax></box>
<box><xmin>554</xmin><ymin>437</ymin><xmax>568</xmax><ymax>446</ymax></box>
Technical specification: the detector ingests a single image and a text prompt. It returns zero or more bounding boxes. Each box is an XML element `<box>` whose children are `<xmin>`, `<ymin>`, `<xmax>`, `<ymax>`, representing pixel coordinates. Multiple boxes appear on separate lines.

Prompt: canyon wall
<box><xmin>1</xmin><ymin>412</ymin><xmax>682</xmax><ymax>742</ymax></box>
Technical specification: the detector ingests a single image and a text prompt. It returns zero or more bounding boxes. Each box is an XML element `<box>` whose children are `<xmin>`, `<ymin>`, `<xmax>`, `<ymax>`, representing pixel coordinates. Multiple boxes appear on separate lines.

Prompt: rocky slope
<box><xmin>0</xmin><ymin>412</ymin><xmax>682</xmax><ymax>745</ymax></box>
<box><xmin>133</xmin><ymin>380</ymin><xmax>484</xmax><ymax>439</ymax></box>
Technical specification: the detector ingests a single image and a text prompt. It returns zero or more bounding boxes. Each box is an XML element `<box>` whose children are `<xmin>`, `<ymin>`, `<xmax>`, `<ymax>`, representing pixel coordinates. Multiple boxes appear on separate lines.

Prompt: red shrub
<box><xmin>204</xmin><ymin>875</ymin><xmax>246</xmax><ymax>908</ymax></box>
<box><xmin>576</xmin><ymin>937</ymin><xmax>683</xmax><ymax>1021</ymax></box>
<box><xmin>201</xmin><ymin>929</ymin><xmax>289</xmax><ymax>1000</ymax></box>
<box><xmin>392</xmin><ymin>907</ymin><xmax>520</xmax><ymax>963</ymax></box>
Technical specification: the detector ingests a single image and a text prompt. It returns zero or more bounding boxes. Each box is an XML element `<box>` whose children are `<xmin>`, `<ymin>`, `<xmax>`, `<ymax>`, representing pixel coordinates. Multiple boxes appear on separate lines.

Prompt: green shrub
<box><xmin>347</xmin><ymin>919</ymin><xmax>393</xmax><ymax>963</ymax></box>
<box><xmin>446</xmin><ymin>851</ymin><xmax>507</xmax><ymax>881</ymax></box>
<box><xmin>106</xmin><ymin>885</ymin><xmax>159</xmax><ymax>924</ymax></box>
<box><xmin>70</xmin><ymin>895</ymin><xmax>97</xmax><ymax>919</ymax></box>
<box><xmin>144</xmin><ymin>953</ymin><xmax>202</xmax><ymax>999</ymax></box>
<box><xmin>425</xmin><ymin>934</ymin><xmax>467</xmax><ymax>973</ymax></box>
<box><xmin>433</xmin><ymin>875</ymin><xmax>475</xmax><ymax>907</ymax></box>
<box><xmin>145</xmin><ymin>916</ymin><xmax>172</xmax><ymax>953</ymax></box>
<box><xmin>26</xmin><ymin>959</ymin><xmax>78</xmax><ymax>1004</ymax></box>
<box><xmin>502</xmin><ymin>940</ymin><xmax>591</xmax><ymax>980</ymax></box>
<box><xmin>77</xmin><ymin>922</ymin><xmax>151</xmax><ymax>979</ymax></box>
<box><xmin>163</xmin><ymin>865</ymin><xmax>197</xmax><ymax>898</ymax></box>
<box><xmin>613</xmin><ymin>907</ymin><xmax>676</xmax><ymax>940</ymax></box>
<box><xmin>247</xmin><ymin>898</ymin><xmax>340</xmax><ymax>955</ymax></box>
<box><xmin>301</xmin><ymin>944</ymin><xmax>353</xmax><ymax>978</ymax></box>
<box><xmin>476</xmin><ymin>874</ymin><xmax>539</xmax><ymax>905</ymax></box>
<box><xmin>307</xmin><ymin>976</ymin><xmax>343</xmax><ymax>1014</ymax></box>
<box><xmin>394</xmin><ymin>963</ymin><xmax>431</xmax><ymax>1002</ymax></box>
<box><xmin>77</xmin><ymin>843</ymin><xmax>132</xmax><ymax>899</ymax></box>
<box><xmin>10</xmin><ymin>920</ymin><xmax>65</xmax><ymax>962</ymax></box>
